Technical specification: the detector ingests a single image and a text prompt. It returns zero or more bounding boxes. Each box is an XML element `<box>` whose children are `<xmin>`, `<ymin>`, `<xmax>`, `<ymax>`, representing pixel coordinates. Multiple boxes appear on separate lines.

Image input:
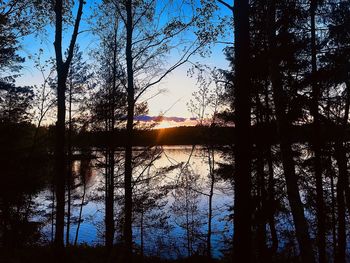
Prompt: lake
<box><xmin>36</xmin><ymin>146</ymin><xmax>233</xmax><ymax>258</ymax></box>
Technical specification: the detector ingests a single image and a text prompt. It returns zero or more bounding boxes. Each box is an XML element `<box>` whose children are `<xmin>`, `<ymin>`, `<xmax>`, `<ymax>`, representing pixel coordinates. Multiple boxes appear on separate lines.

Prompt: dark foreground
<box><xmin>0</xmin><ymin>247</ymin><xmax>305</xmax><ymax>263</ymax></box>
<box><xmin>0</xmin><ymin>247</ymin><xmax>223</xmax><ymax>263</ymax></box>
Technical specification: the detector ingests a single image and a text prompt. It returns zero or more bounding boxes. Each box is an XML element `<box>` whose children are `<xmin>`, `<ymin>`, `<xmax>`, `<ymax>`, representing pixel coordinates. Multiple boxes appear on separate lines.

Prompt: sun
<box><xmin>156</xmin><ymin>120</ymin><xmax>175</xmax><ymax>129</ymax></box>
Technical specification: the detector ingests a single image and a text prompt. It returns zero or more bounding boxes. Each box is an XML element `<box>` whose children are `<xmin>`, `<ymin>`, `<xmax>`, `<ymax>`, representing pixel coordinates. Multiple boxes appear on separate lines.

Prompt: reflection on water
<box><xmin>39</xmin><ymin>146</ymin><xmax>233</xmax><ymax>258</ymax></box>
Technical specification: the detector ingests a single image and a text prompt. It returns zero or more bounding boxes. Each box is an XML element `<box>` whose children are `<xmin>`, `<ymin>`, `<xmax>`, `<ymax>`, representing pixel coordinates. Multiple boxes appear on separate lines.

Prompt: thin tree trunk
<box><xmin>255</xmin><ymin>90</ymin><xmax>268</xmax><ymax>262</ymax></box>
<box><xmin>186</xmin><ymin>181</ymin><xmax>191</xmax><ymax>257</ymax></box>
<box><xmin>342</xmin><ymin>81</ymin><xmax>350</xmax><ymax>214</ymax></box>
<box><xmin>104</xmin><ymin>148</ymin><xmax>109</xmax><ymax>245</ymax></box>
<box><xmin>266</xmin><ymin>148</ymin><xmax>278</xmax><ymax>255</ymax></box>
<box><xmin>328</xmin><ymin>157</ymin><xmax>337</xmax><ymax>259</ymax></box>
<box><xmin>66</xmin><ymin>82</ymin><xmax>73</xmax><ymax>246</ymax></box>
<box><xmin>74</xmin><ymin>174</ymin><xmax>86</xmax><ymax>246</ymax></box>
<box><xmin>140</xmin><ymin>208</ymin><xmax>144</xmax><ymax>260</ymax></box>
<box><xmin>264</xmin><ymin>78</ymin><xmax>278</xmax><ymax>257</ymax></box>
<box><xmin>334</xmin><ymin>81</ymin><xmax>350</xmax><ymax>263</ymax></box>
<box><xmin>105</xmin><ymin>27</ymin><xmax>117</xmax><ymax>249</ymax></box>
<box><xmin>106</xmin><ymin>149</ymin><xmax>115</xmax><ymax>250</ymax></box>
<box><xmin>334</xmin><ymin>142</ymin><xmax>346</xmax><ymax>263</ymax></box>
<box><xmin>108</xmin><ymin>24</ymin><xmax>118</xmax><ymax>250</ymax></box>
<box><xmin>256</xmin><ymin>146</ymin><xmax>268</xmax><ymax>262</ymax></box>
<box><xmin>310</xmin><ymin>2</ymin><xmax>326</xmax><ymax>261</ymax></box>
<box><xmin>207</xmin><ymin>145</ymin><xmax>215</xmax><ymax>260</ymax></box>
<box><xmin>233</xmin><ymin>0</ymin><xmax>252</xmax><ymax>261</ymax></box>
<box><xmin>51</xmin><ymin>184</ymin><xmax>55</xmax><ymax>244</ymax></box>
<box><xmin>124</xmin><ymin>0</ymin><xmax>134</xmax><ymax>260</ymax></box>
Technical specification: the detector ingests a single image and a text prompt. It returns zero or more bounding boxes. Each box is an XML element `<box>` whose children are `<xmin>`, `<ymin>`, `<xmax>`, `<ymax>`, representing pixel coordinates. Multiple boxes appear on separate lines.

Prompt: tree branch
<box><xmin>65</xmin><ymin>0</ymin><xmax>85</xmax><ymax>69</ymax></box>
<box><xmin>134</xmin><ymin>40</ymin><xmax>203</xmax><ymax>102</ymax></box>
<box><xmin>217</xmin><ymin>0</ymin><xmax>233</xmax><ymax>12</ymax></box>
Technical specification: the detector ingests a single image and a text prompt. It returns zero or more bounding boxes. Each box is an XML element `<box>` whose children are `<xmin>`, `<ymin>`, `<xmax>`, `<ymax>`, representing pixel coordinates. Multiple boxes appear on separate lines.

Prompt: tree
<box><xmin>266</xmin><ymin>0</ymin><xmax>315</xmax><ymax>262</ymax></box>
<box><xmin>90</xmin><ymin>6</ymin><xmax>129</xmax><ymax>249</ymax></box>
<box><xmin>0</xmin><ymin>1</ymin><xmax>24</xmax><ymax>76</ymax></box>
<box><xmin>0</xmin><ymin>82</ymin><xmax>33</xmax><ymax>123</ymax></box>
<box><xmin>309</xmin><ymin>1</ymin><xmax>326</xmax><ymax>261</ymax></box>
<box><xmin>232</xmin><ymin>0</ymin><xmax>252</xmax><ymax>261</ymax></box>
<box><xmin>171</xmin><ymin>165</ymin><xmax>205</xmax><ymax>257</ymax></box>
<box><xmin>99</xmin><ymin>0</ymin><xmax>213</xmax><ymax>260</ymax></box>
<box><xmin>52</xmin><ymin>0</ymin><xmax>85</xmax><ymax>249</ymax></box>
<box><xmin>0</xmin><ymin>0</ymin><xmax>48</xmax><ymax>77</ymax></box>
<box><xmin>320</xmin><ymin>2</ymin><xmax>350</xmax><ymax>261</ymax></box>
<box><xmin>188</xmin><ymin>66</ymin><xmax>224</xmax><ymax>259</ymax></box>
<box><xmin>32</xmin><ymin>51</ymin><xmax>56</xmax><ymax>141</ymax></box>
<box><xmin>131</xmin><ymin>149</ymin><xmax>174</xmax><ymax>258</ymax></box>
<box><xmin>73</xmin><ymin>156</ymin><xmax>92</xmax><ymax>246</ymax></box>
<box><xmin>65</xmin><ymin>45</ymin><xmax>92</xmax><ymax>245</ymax></box>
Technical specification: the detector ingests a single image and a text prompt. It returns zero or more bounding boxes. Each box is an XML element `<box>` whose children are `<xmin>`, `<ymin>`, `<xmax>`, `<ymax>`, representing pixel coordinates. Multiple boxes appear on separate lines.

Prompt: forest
<box><xmin>1</xmin><ymin>0</ymin><xmax>350</xmax><ymax>262</ymax></box>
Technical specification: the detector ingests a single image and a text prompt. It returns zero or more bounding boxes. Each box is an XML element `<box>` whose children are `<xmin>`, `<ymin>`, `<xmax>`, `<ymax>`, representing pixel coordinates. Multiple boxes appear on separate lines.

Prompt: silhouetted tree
<box><xmin>266</xmin><ymin>1</ymin><xmax>315</xmax><ymax>262</ymax></box>
<box><xmin>52</xmin><ymin>0</ymin><xmax>85</xmax><ymax>249</ymax></box>
<box><xmin>232</xmin><ymin>0</ymin><xmax>252</xmax><ymax>261</ymax></box>
<box><xmin>172</xmin><ymin>165</ymin><xmax>205</xmax><ymax>257</ymax></box>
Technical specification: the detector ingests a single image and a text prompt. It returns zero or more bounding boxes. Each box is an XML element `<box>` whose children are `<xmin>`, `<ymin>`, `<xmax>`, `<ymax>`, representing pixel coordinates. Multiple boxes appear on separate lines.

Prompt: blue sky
<box><xmin>16</xmin><ymin>0</ymin><xmax>232</xmax><ymax>121</ymax></box>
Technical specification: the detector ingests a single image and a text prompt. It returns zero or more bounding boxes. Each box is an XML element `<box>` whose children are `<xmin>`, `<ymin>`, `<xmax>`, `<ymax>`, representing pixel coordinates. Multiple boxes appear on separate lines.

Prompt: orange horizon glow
<box><xmin>156</xmin><ymin>121</ymin><xmax>176</xmax><ymax>129</ymax></box>
<box><xmin>153</xmin><ymin>119</ymin><xmax>198</xmax><ymax>129</ymax></box>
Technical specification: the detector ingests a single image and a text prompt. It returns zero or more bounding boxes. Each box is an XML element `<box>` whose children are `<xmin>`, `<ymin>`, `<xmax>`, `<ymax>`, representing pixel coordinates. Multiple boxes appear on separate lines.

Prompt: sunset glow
<box><xmin>4</xmin><ymin>0</ymin><xmax>343</xmax><ymax>260</ymax></box>
<box><xmin>156</xmin><ymin>121</ymin><xmax>175</xmax><ymax>129</ymax></box>
<box><xmin>152</xmin><ymin>118</ymin><xmax>199</xmax><ymax>129</ymax></box>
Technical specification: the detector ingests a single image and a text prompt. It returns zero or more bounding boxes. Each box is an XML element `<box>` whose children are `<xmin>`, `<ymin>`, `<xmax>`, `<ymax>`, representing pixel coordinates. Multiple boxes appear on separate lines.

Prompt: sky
<box><xmin>15</xmin><ymin>0</ymin><xmax>232</xmax><ymax>126</ymax></box>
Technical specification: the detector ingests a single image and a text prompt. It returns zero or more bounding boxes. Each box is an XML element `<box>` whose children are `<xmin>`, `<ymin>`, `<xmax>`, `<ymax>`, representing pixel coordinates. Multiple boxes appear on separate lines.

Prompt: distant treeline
<box><xmin>74</xmin><ymin>124</ymin><xmax>350</xmax><ymax>147</ymax></box>
<box><xmin>3</xmin><ymin>123</ymin><xmax>350</xmax><ymax>149</ymax></box>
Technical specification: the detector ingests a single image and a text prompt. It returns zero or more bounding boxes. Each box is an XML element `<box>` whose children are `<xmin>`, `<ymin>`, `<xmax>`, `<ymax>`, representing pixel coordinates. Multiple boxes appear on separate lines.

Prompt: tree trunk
<box><xmin>256</xmin><ymin>145</ymin><xmax>268</xmax><ymax>262</ymax></box>
<box><xmin>51</xmin><ymin>184</ymin><xmax>55</xmax><ymax>244</ymax></box>
<box><xmin>266</xmin><ymin>148</ymin><xmax>278</xmax><ymax>255</ymax></box>
<box><xmin>334</xmin><ymin>81</ymin><xmax>350</xmax><ymax>263</ymax></box>
<box><xmin>310</xmin><ymin>2</ymin><xmax>326</xmax><ymax>261</ymax></box>
<box><xmin>334</xmin><ymin>142</ymin><xmax>346</xmax><ymax>263</ymax></box>
<box><xmin>124</xmin><ymin>0</ymin><xmax>134</xmax><ymax>260</ymax></box>
<box><xmin>207</xmin><ymin>145</ymin><xmax>215</xmax><ymax>260</ymax></box>
<box><xmin>74</xmin><ymin>173</ymin><xmax>86</xmax><ymax>246</ymax></box>
<box><xmin>53</xmin><ymin>0</ymin><xmax>84</xmax><ymax>251</ymax></box>
<box><xmin>105</xmin><ymin>149</ymin><xmax>115</xmax><ymax>250</ymax></box>
<box><xmin>66</xmin><ymin>82</ymin><xmax>73</xmax><ymax>246</ymax></box>
<box><xmin>54</xmin><ymin>73</ymin><xmax>67</xmax><ymax>249</ymax></box>
<box><xmin>185</xmin><ymin>181</ymin><xmax>191</xmax><ymax>257</ymax></box>
<box><xmin>342</xmin><ymin>81</ymin><xmax>350</xmax><ymax>214</ymax></box>
<box><xmin>53</xmin><ymin>1</ymin><xmax>66</xmax><ymax>248</ymax></box>
<box><xmin>264</xmin><ymin>78</ymin><xmax>278</xmax><ymax>257</ymax></box>
<box><xmin>140</xmin><ymin>208</ymin><xmax>144</xmax><ymax>260</ymax></box>
<box><xmin>329</xmin><ymin>162</ymin><xmax>337</xmax><ymax>259</ymax></box>
<box><xmin>255</xmin><ymin>90</ymin><xmax>269</xmax><ymax>262</ymax></box>
<box><xmin>233</xmin><ymin>0</ymin><xmax>252</xmax><ymax>261</ymax></box>
<box><xmin>104</xmin><ymin>24</ymin><xmax>118</xmax><ymax>252</ymax></box>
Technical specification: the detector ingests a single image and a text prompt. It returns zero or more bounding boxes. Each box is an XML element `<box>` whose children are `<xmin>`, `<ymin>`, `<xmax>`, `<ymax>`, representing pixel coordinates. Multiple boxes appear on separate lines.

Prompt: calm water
<box><xmin>37</xmin><ymin>146</ymin><xmax>233</xmax><ymax>258</ymax></box>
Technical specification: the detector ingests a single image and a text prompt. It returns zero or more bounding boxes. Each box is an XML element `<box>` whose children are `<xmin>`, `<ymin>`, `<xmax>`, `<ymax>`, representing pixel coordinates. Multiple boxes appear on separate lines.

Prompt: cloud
<box><xmin>164</xmin><ymin>116</ymin><xmax>186</xmax><ymax>122</ymax></box>
<box><xmin>135</xmin><ymin>115</ymin><xmax>154</xmax><ymax>122</ymax></box>
<box><xmin>135</xmin><ymin>115</ymin><xmax>189</xmax><ymax>123</ymax></box>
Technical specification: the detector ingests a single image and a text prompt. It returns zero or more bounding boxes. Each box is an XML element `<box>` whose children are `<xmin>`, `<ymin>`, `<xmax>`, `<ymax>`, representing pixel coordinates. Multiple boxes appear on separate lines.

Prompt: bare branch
<box><xmin>217</xmin><ymin>0</ymin><xmax>234</xmax><ymax>12</ymax></box>
<box><xmin>65</xmin><ymin>0</ymin><xmax>85</xmax><ymax>68</ymax></box>
<box><xmin>134</xmin><ymin>40</ymin><xmax>203</xmax><ymax>102</ymax></box>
